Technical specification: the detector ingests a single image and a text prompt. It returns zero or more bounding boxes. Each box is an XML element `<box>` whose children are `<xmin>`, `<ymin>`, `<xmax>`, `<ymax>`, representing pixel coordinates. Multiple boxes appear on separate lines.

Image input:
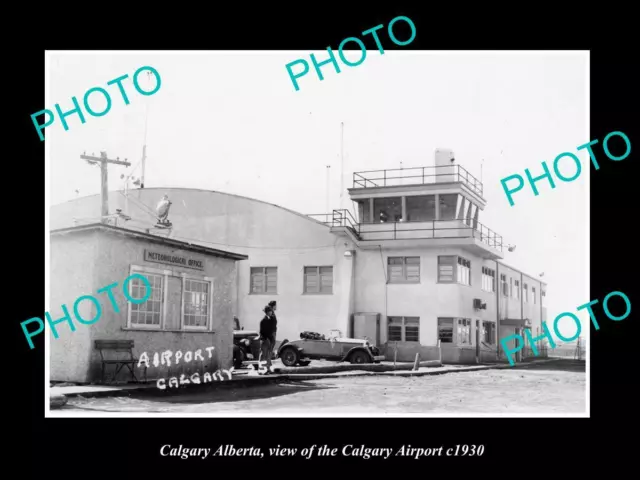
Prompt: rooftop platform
<box><xmin>351</xmin><ymin>164</ymin><xmax>484</xmax><ymax>197</ymax></box>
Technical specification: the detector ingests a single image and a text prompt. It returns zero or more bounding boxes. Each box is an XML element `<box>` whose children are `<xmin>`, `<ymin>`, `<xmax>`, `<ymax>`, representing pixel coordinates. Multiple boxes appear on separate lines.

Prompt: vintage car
<box><xmin>232</xmin><ymin>329</ymin><xmax>260</xmax><ymax>368</ymax></box>
<box><xmin>277</xmin><ymin>330</ymin><xmax>385</xmax><ymax>367</ymax></box>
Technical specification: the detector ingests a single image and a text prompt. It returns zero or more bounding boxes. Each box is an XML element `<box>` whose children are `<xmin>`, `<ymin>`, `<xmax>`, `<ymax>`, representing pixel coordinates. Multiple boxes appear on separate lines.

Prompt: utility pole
<box><xmin>80</xmin><ymin>152</ymin><xmax>131</xmax><ymax>223</ymax></box>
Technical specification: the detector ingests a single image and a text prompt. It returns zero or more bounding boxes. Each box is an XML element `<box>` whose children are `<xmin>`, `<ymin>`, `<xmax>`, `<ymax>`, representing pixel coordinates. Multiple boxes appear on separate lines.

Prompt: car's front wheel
<box><xmin>349</xmin><ymin>350</ymin><xmax>371</xmax><ymax>364</ymax></box>
<box><xmin>280</xmin><ymin>347</ymin><xmax>300</xmax><ymax>367</ymax></box>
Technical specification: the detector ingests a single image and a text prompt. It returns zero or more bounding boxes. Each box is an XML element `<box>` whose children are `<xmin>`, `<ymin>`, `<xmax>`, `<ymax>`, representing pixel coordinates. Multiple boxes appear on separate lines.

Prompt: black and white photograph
<box><xmin>42</xmin><ymin>49</ymin><xmax>592</xmax><ymax>416</ymax></box>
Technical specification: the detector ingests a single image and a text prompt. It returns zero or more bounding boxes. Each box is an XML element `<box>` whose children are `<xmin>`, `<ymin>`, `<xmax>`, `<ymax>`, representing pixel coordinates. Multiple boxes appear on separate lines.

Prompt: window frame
<box><xmin>387</xmin><ymin>256</ymin><xmax>421</xmax><ymax>284</ymax></box>
<box><xmin>249</xmin><ymin>266</ymin><xmax>278</xmax><ymax>295</ymax></box>
<box><xmin>127</xmin><ymin>264</ymin><xmax>170</xmax><ymax>330</ymax></box>
<box><xmin>482</xmin><ymin>321</ymin><xmax>496</xmax><ymax>345</ymax></box>
<box><xmin>438</xmin><ymin>317</ymin><xmax>474</xmax><ymax>345</ymax></box>
<box><xmin>532</xmin><ymin>286</ymin><xmax>537</xmax><ymax>305</ymax></box>
<box><xmin>514</xmin><ymin>279</ymin><xmax>520</xmax><ymax>299</ymax></box>
<box><xmin>437</xmin><ymin>317</ymin><xmax>454</xmax><ymax>344</ymax></box>
<box><xmin>456</xmin><ymin>318</ymin><xmax>472</xmax><ymax>345</ymax></box>
<box><xmin>303</xmin><ymin>265</ymin><xmax>334</xmax><ymax>294</ymax></box>
<box><xmin>482</xmin><ymin>266</ymin><xmax>496</xmax><ymax>293</ymax></box>
<box><xmin>387</xmin><ymin>316</ymin><xmax>420</xmax><ymax>343</ymax></box>
<box><xmin>181</xmin><ymin>273</ymin><xmax>214</xmax><ymax>331</ymax></box>
<box><xmin>457</xmin><ymin>256</ymin><xmax>471</xmax><ymax>286</ymax></box>
<box><xmin>438</xmin><ymin>255</ymin><xmax>471</xmax><ymax>286</ymax></box>
<box><xmin>523</xmin><ymin>283</ymin><xmax>529</xmax><ymax>303</ymax></box>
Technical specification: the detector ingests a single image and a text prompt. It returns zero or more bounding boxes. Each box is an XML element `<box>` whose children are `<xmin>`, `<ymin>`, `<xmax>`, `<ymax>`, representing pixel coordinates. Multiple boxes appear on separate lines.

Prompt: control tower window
<box><xmin>406</xmin><ymin>195</ymin><xmax>436</xmax><ymax>222</ymax></box>
<box><xmin>439</xmin><ymin>194</ymin><xmax>458</xmax><ymax>220</ymax></box>
<box><xmin>374</xmin><ymin>197</ymin><xmax>402</xmax><ymax>223</ymax></box>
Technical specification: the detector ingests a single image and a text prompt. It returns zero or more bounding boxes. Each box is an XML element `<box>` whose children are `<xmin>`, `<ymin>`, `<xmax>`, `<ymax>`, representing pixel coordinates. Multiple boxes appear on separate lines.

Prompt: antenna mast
<box><xmin>326</xmin><ymin>165</ymin><xmax>331</xmax><ymax>213</ymax></box>
<box><xmin>340</xmin><ymin>122</ymin><xmax>344</xmax><ymax>209</ymax></box>
<box><xmin>140</xmin><ymin>70</ymin><xmax>152</xmax><ymax>190</ymax></box>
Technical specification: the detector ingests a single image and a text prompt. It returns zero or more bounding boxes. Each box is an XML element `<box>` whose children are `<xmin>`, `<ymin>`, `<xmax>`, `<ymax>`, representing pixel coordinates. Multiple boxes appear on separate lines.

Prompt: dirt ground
<box><xmin>63</xmin><ymin>360</ymin><xmax>586</xmax><ymax>414</ymax></box>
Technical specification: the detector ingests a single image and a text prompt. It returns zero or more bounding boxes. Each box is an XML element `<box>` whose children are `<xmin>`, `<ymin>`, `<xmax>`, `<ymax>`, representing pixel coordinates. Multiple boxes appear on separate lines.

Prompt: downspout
<box><xmin>496</xmin><ymin>260</ymin><xmax>500</xmax><ymax>361</ymax></box>
<box><xmin>520</xmin><ymin>272</ymin><xmax>524</xmax><ymax>363</ymax></box>
<box><xmin>539</xmin><ymin>281</ymin><xmax>544</xmax><ymax>356</ymax></box>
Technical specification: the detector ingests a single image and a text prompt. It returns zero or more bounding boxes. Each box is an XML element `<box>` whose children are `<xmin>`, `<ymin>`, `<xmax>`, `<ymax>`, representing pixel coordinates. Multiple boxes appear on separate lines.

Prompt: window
<box><xmin>541</xmin><ymin>290</ymin><xmax>546</xmax><ymax>306</ymax></box>
<box><xmin>524</xmin><ymin>283</ymin><xmax>529</xmax><ymax>303</ymax></box>
<box><xmin>388</xmin><ymin>316</ymin><xmax>420</xmax><ymax>342</ymax></box>
<box><xmin>388</xmin><ymin>256</ymin><xmax>420</xmax><ymax>283</ymax></box>
<box><xmin>406</xmin><ymin>195</ymin><xmax>436</xmax><ymax>222</ymax></box>
<box><xmin>439</xmin><ymin>317</ymin><xmax>473</xmax><ymax>345</ymax></box>
<box><xmin>438</xmin><ymin>255</ymin><xmax>471</xmax><ymax>285</ymax></box>
<box><xmin>128</xmin><ymin>267</ymin><xmax>215</xmax><ymax>332</ymax></box>
<box><xmin>183</xmin><ymin>279</ymin><xmax>210</xmax><ymax>329</ymax></box>
<box><xmin>438</xmin><ymin>318</ymin><xmax>454</xmax><ymax>343</ymax></box>
<box><xmin>130</xmin><ymin>273</ymin><xmax>164</xmax><ymax>327</ymax></box>
<box><xmin>304</xmin><ymin>266</ymin><xmax>333</xmax><ymax>294</ymax></box>
<box><xmin>457</xmin><ymin>318</ymin><xmax>472</xmax><ymax>344</ymax></box>
<box><xmin>482</xmin><ymin>321</ymin><xmax>496</xmax><ymax>345</ymax></box>
<box><xmin>482</xmin><ymin>267</ymin><xmax>496</xmax><ymax>292</ymax></box>
<box><xmin>250</xmin><ymin>267</ymin><xmax>277</xmax><ymax>294</ymax></box>
<box><xmin>374</xmin><ymin>197</ymin><xmax>402</xmax><ymax>223</ymax></box>
<box><xmin>500</xmin><ymin>273</ymin><xmax>508</xmax><ymax>295</ymax></box>
<box><xmin>510</xmin><ymin>277</ymin><xmax>513</xmax><ymax>297</ymax></box>
<box><xmin>457</xmin><ymin>257</ymin><xmax>471</xmax><ymax>286</ymax></box>
<box><xmin>439</xmin><ymin>194</ymin><xmax>458</xmax><ymax>220</ymax></box>
<box><xmin>514</xmin><ymin>280</ymin><xmax>520</xmax><ymax>299</ymax></box>
<box><xmin>438</xmin><ymin>255</ymin><xmax>456</xmax><ymax>283</ymax></box>
<box><xmin>532</xmin><ymin>287</ymin><xmax>537</xmax><ymax>304</ymax></box>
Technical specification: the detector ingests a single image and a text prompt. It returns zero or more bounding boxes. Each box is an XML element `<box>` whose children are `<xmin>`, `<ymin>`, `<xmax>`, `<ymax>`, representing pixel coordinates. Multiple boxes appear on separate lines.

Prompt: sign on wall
<box><xmin>144</xmin><ymin>249</ymin><xmax>205</xmax><ymax>271</ymax></box>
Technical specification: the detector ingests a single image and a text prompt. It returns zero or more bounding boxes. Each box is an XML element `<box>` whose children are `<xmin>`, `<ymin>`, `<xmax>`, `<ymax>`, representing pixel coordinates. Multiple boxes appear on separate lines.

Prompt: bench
<box><xmin>94</xmin><ymin>339</ymin><xmax>146</xmax><ymax>384</ymax></box>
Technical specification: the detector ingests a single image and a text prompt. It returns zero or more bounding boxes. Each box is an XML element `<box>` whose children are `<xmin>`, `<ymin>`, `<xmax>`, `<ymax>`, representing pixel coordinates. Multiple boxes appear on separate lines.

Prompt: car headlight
<box><xmin>243</xmin><ymin>339</ymin><xmax>250</xmax><ymax>346</ymax></box>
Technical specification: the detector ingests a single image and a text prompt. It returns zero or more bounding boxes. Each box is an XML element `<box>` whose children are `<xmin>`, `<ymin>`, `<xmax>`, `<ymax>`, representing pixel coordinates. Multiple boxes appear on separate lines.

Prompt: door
<box><xmin>353</xmin><ymin>313</ymin><xmax>380</xmax><ymax>345</ymax></box>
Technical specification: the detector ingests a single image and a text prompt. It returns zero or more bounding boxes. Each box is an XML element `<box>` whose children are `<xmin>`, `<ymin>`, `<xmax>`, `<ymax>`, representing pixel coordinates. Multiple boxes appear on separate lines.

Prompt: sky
<box><xmin>46</xmin><ymin>51</ymin><xmax>589</xmax><ymax>341</ymax></box>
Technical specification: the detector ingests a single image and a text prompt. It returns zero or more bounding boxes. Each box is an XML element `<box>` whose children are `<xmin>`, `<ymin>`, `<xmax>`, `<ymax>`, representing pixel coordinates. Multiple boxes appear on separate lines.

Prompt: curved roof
<box><xmin>53</xmin><ymin>187</ymin><xmax>329</xmax><ymax>227</ymax></box>
<box><xmin>50</xmin><ymin>187</ymin><xmax>337</xmax><ymax>252</ymax></box>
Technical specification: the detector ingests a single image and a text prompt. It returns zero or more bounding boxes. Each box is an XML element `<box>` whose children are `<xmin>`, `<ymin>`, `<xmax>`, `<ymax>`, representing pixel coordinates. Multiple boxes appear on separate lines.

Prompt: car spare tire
<box><xmin>280</xmin><ymin>346</ymin><xmax>300</xmax><ymax>367</ymax></box>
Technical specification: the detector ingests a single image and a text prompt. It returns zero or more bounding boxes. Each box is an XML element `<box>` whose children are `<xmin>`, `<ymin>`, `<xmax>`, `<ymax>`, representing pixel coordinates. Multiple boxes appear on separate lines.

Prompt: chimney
<box><xmin>435</xmin><ymin>149</ymin><xmax>456</xmax><ymax>183</ymax></box>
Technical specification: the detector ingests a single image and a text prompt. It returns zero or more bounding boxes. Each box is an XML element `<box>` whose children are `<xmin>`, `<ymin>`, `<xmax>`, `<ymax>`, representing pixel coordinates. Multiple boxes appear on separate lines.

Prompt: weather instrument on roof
<box><xmin>155</xmin><ymin>194</ymin><xmax>173</xmax><ymax>229</ymax></box>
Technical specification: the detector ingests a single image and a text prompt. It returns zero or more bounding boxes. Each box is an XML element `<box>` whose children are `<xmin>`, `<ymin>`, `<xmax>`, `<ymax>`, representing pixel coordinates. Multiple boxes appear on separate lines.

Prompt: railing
<box><xmin>307</xmin><ymin>211</ymin><xmax>503</xmax><ymax>251</ymax></box>
<box><xmin>331</xmin><ymin>209</ymin><xmax>359</xmax><ymax>231</ymax></box>
<box><xmin>307</xmin><ymin>210</ymin><xmax>360</xmax><ymax>233</ymax></box>
<box><xmin>358</xmin><ymin>219</ymin><xmax>503</xmax><ymax>251</ymax></box>
<box><xmin>353</xmin><ymin>164</ymin><xmax>483</xmax><ymax>196</ymax></box>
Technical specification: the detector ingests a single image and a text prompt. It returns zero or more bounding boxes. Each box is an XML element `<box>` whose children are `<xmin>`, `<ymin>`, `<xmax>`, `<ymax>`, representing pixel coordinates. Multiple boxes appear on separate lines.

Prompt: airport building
<box><xmin>50</xmin><ymin>150</ymin><xmax>547</xmax><ymax>366</ymax></box>
<box><xmin>49</xmin><ymin>223</ymin><xmax>247</xmax><ymax>383</ymax></box>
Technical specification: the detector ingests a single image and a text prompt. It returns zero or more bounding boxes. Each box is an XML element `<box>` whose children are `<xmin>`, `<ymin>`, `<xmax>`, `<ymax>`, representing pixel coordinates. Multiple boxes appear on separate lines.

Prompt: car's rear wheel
<box><xmin>280</xmin><ymin>347</ymin><xmax>300</xmax><ymax>367</ymax></box>
<box><xmin>349</xmin><ymin>350</ymin><xmax>371</xmax><ymax>364</ymax></box>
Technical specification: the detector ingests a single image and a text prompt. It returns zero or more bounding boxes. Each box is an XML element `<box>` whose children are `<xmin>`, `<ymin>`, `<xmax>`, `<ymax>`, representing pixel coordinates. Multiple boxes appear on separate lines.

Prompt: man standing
<box><xmin>268</xmin><ymin>300</ymin><xmax>278</xmax><ymax>357</ymax></box>
<box><xmin>258</xmin><ymin>306</ymin><xmax>276</xmax><ymax>374</ymax></box>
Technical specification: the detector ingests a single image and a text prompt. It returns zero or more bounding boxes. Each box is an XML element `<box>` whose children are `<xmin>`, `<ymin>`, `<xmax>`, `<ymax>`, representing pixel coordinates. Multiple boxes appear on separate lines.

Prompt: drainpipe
<box><xmin>496</xmin><ymin>260</ymin><xmax>500</xmax><ymax>361</ymax></box>
<box><xmin>539</xmin><ymin>280</ymin><xmax>544</xmax><ymax>356</ymax></box>
<box><xmin>520</xmin><ymin>272</ymin><xmax>524</xmax><ymax>363</ymax></box>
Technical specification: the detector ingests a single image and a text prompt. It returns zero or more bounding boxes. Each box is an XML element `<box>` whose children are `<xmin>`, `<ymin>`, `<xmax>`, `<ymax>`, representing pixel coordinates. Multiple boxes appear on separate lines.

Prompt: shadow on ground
<box><xmin>126</xmin><ymin>380</ymin><xmax>334</xmax><ymax>404</ymax></box>
<box><xmin>519</xmin><ymin>359</ymin><xmax>585</xmax><ymax>373</ymax></box>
